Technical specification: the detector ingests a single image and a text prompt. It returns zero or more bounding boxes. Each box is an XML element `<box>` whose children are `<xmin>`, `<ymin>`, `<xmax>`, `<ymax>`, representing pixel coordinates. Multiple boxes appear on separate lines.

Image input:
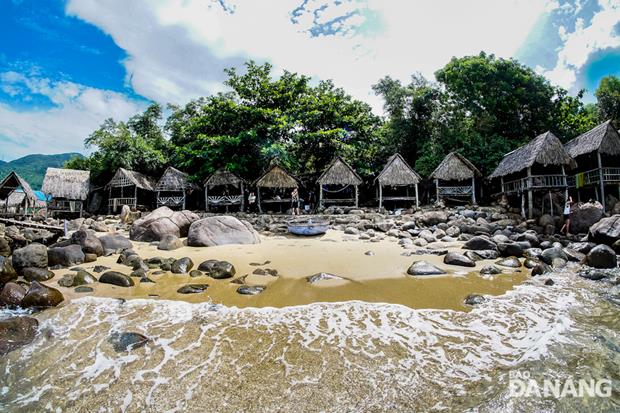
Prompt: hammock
<box><xmin>321</xmin><ymin>185</ymin><xmax>352</xmax><ymax>193</ymax></box>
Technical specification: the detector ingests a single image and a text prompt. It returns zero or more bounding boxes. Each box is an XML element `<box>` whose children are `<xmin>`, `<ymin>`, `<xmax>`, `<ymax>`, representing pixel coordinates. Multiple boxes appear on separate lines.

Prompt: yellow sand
<box><xmin>51</xmin><ymin>230</ymin><xmax>528</xmax><ymax>311</ymax></box>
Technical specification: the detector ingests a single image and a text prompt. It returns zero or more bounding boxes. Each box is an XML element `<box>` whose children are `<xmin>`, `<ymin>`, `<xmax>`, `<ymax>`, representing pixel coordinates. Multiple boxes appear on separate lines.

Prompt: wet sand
<box><xmin>51</xmin><ymin>230</ymin><xmax>529</xmax><ymax>311</ymax></box>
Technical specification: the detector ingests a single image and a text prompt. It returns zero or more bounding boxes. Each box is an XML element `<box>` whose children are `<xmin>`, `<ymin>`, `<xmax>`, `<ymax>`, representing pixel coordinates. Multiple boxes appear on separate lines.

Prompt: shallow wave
<box><xmin>0</xmin><ymin>268</ymin><xmax>617</xmax><ymax>412</ymax></box>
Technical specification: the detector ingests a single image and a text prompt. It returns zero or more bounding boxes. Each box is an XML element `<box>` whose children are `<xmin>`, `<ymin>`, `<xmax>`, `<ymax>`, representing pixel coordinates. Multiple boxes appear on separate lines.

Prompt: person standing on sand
<box><xmin>291</xmin><ymin>188</ymin><xmax>300</xmax><ymax>215</ymax></box>
<box><xmin>560</xmin><ymin>196</ymin><xmax>573</xmax><ymax>235</ymax></box>
<box><xmin>248</xmin><ymin>191</ymin><xmax>257</xmax><ymax>213</ymax></box>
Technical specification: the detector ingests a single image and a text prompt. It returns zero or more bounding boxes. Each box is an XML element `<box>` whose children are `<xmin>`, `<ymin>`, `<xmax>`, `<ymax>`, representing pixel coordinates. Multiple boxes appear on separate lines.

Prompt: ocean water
<box><xmin>1</xmin><ymin>267</ymin><xmax>618</xmax><ymax>412</ymax></box>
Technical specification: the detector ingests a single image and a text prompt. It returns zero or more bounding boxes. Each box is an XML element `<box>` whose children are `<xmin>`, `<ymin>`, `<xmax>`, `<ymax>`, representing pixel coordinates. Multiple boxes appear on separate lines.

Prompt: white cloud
<box><xmin>65</xmin><ymin>0</ymin><xmax>551</xmax><ymax>112</ymax></box>
<box><xmin>0</xmin><ymin>71</ymin><xmax>145</xmax><ymax>160</ymax></box>
<box><xmin>544</xmin><ymin>0</ymin><xmax>620</xmax><ymax>89</ymax></box>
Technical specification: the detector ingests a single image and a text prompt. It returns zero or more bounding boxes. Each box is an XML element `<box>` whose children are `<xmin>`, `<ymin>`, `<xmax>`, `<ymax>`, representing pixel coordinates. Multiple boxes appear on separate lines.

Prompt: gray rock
<box><xmin>588</xmin><ymin>214</ymin><xmax>620</xmax><ymax>246</ymax></box>
<box><xmin>470</xmin><ymin>249</ymin><xmax>499</xmax><ymax>260</ymax></box>
<box><xmin>21</xmin><ymin>281</ymin><xmax>64</xmax><ymax>307</ymax></box>
<box><xmin>531</xmin><ymin>262</ymin><xmax>552</xmax><ymax>276</ymax></box>
<box><xmin>480</xmin><ymin>265</ymin><xmax>502</xmax><ymax>275</ymax></box>
<box><xmin>306</xmin><ymin>272</ymin><xmax>344</xmax><ymax>283</ymax></box>
<box><xmin>418</xmin><ymin>211</ymin><xmax>448</xmax><ymax>226</ymax></box>
<box><xmin>108</xmin><ymin>332</ymin><xmax>149</xmax><ymax>352</ymax></box>
<box><xmin>12</xmin><ymin>243</ymin><xmax>48</xmax><ymax>273</ymax></box>
<box><xmin>563</xmin><ymin>248</ymin><xmax>585</xmax><ymax>262</ymax></box>
<box><xmin>99</xmin><ymin>271</ymin><xmax>135</xmax><ymax>287</ymax></box>
<box><xmin>0</xmin><ymin>282</ymin><xmax>26</xmax><ymax>307</ymax></box>
<box><xmin>177</xmin><ymin>284</ymin><xmax>209</xmax><ymax>294</ymax></box>
<box><xmin>71</xmin><ymin>229</ymin><xmax>104</xmax><ymax>256</ymax></box>
<box><xmin>495</xmin><ymin>257</ymin><xmax>521</xmax><ymax>268</ymax></box>
<box><xmin>463</xmin><ymin>236</ymin><xmax>497</xmax><ymax>251</ymax></box>
<box><xmin>197</xmin><ymin>260</ymin><xmax>236</xmax><ymax>279</ymax></box>
<box><xmin>407</xmin><ymin>261</ymin><xmax>446</xmax><ymax>276</ymax></box>
<box><xmin>540</xmin><ymin>247</ymin><xmax>568</xmax><ymax>265</ymax></box>
<box><xmin>586</xmin><ymin>244</ymin><xmax>618</xmax><ymax>269</ymax></box>
<box><xmin>171</xmin><ymin>257</ymin><xmax>194</xmax><ymax>274</ymax></box>
<box><xmin>443</xmin><ymin>252</ymin><xmax>475</xmax><ymax>267</ymax></box>
<box><xmin>0</xmin><ymin>256</ymin><xmax>17</xmax><ymax>285</ymax></box>
<box><xmin>74</xmin><ymin>286</ymin><xmax>94</xmax><ymax>293</ymax></box>
<box><xmin>571</xmin><ymin>201</ymin><xmax>604</xmax><ymax>234</ymax></box>
<box><xmin>22</xmin><ymin>267</ymin><xmax>54</xmax><ymax>282</ymax></box>
<box><xmin>58</xmin><ymin>270</ymin><xmax>97</xmax><ymax>287</ymax></box>
<box><xmin>236</xmin><ymin>285</ymin><xmax>266</xmax><ymax>295</ymax></box>
<box><xmin>130</xmin><ymin>207</ymin><xmax>200</xmax><ymax>242</ymax></box>
<box><xmin>464</xmin><ymin>294</ymin><xmax>486</xmax><ymax>306</ymax></box>
<box><xmin>497</xmin><ymin>242</ymin><xmax>525</xmax><ymax>258</ymax></box>
<box><xmin>47</xmin><ymin>244</ymin><xmax>85</xmax><ymax>268</ymax></box>
<box><xmin>187</xmin><ymin>216</ymin><xmax>260</xmax><ymax>247</ymax></box>
<box><xmin>0</xmin><ymin>237</ymin><xmax>11</xmax><ymax>257</ymax></box>
<box><xmin>99</xmin><ymin>234</ymin><xmax>133</xmax><ymax>252</ymax></box>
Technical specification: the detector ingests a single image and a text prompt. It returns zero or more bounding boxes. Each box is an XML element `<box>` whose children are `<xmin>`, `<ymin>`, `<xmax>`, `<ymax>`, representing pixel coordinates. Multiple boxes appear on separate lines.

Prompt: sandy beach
<box><xmin>49</xmin><ymin>230</ymin><xmax>529</xmax><ymax>311</ymax></box>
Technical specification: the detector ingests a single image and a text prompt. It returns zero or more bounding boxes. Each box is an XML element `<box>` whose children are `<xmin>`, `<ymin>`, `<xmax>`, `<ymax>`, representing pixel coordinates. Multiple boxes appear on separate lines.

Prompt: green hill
<box><xmin>0</xmin><ymin>153</ymin><xmax>84</xmax><ymax>189</ymax></box>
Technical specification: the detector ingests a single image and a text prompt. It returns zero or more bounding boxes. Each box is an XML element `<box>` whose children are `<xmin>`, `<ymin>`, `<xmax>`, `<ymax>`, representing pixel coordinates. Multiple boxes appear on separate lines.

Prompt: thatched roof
<box><xmin>0</xmin><ymin>172</ymin><xmax>36</xmax><ymax>204</ymax></box>
<box><xmin>4</xmin><ymin>190</ymin><xmax>46</xmax><ymax>208</ymax></box>
<box><xmin>489</xmin><ymin>131</ymin><xmax>575</xmax><ymax>178</ymax></box>
<box><xmin>564</xmin><ymin>120</ymin><xmax>620</xmax><ymax>158</ymax></box>
<box><xmin>317</xmin><ymin>156</ymin><xmax>362</xmax><ymax>185</ymax></box>
<box><xmin>376</xmin><ymin>153</ymin><xmax>421</xmax><ymax>186</ymax></box>
<box><xmin>155</xmin><ymin>166</ymin><xmax>198</xmax><ymax>192</ymax></box>
<box><xmin>107</xmin><ymin>167</ymin><xmax>156</xmax><ymax>191</ymax></box>
<box><xmin>254</xmin><ymin>164</ymin><xmax>298</xmax><ymax>188</ymax></box>
<box><xmin>430</xmin><ymin>152</ymin><xmax>481</xmax><ymax>181</ymax></box>
<box><xmin>41</xmin><ymin>168</ymin><xmax>90</xmax><ymax>200</ymax></box>
<box><xmin>204</xmin><ymin>168</ymin><xmax>243</xmax><ymax>188</ymax></box>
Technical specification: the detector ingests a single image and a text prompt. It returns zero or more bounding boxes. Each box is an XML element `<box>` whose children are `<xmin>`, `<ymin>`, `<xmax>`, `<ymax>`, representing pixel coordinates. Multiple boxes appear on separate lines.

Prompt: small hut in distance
<box><xmin>155</xmin><ymin>166</ymin><xmax>198</xmax><ymax>210</ymax></box>
<box><xmin>430</xmin><ymin>152</ymin><xmax>481</xmax><ymax>205</ymax></box>
<box><xmin>204</xmin><ymin>169</ymin><xmax>245</xmax><ymax>212</ymax></box>
<box><xmin>317</xmin><ymin>156</ymin><xmax>362</xmax><ymax>208</ymax></box>
<box><xmin>41</xmin><ymin>168</ymin><xmax>90</xmax><ymax>217</ymax></box>
<box><xmin>376</xmin><ymin>153</ymin><xmax>421</xmax><ymax>208</ymax></box>
<box><xmin>0</xmin><ymin>172</ymin><xmax>37</xmax><ymax>216</ymax></box>
<box><xmin>564</xmin><ymin>120</ymin><xmax>620</xmax><ymax>209</ymax></box>
<box><xmin>107</xmin><ymin>168</ymin><xmax>157</xmax><ymax>213</ymax></box>
<box><xmin>254</xmin><ymin>164</ymin><xmax>298</xmax><ymax>213</ymax></box>
<box><xmin>489</xmin><ymin>131</ymin><xmax>575</xmax><ymax>218</ymax></box>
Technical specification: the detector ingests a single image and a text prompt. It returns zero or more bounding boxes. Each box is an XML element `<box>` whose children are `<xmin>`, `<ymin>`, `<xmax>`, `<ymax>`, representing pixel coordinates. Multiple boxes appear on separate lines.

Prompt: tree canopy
<box><xmin>67</xmin><ymin>54</ymin><xmax>612</xmax><ymax>188</ymax></box>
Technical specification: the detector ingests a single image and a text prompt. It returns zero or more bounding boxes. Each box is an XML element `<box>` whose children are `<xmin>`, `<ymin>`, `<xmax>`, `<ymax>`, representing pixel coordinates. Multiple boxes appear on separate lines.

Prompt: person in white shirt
<box><xmin>560</xmin><ymin>196</ymin><xmax>573</xmax><ymax>235</ymax></box>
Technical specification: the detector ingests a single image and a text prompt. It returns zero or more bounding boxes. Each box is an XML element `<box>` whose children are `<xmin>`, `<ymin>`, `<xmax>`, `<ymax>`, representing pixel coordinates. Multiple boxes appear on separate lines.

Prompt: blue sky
<box><xmin>1</xmin><ymin>0</ymin><xmax>619</xmax><ymax>160</ymax></box>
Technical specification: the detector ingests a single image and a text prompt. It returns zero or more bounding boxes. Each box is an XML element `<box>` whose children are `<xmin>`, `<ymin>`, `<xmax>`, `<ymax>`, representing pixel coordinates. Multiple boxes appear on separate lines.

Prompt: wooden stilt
<box><xmin>415</xmin><ymin>183</ymin><xmax>419</xmax><ymax>208</ymax></box>
<box><xmin>549</xmin><ymin>191</ymin><xmax>553</xmax><ymax>217</ymax></box>
<box><xmin>205</xmin><ymin>185</ymin><xmax>209</xmax><ymax>212</ymax></box>
<box><xmin>354</xmin><ymin>185</ymin><xmax>358</xmax><ymax>208</ymax></box>
<box><xmin>527</xmin><ymin>167</ymin><xmax>533</xmax><ymax>219</ymax></box>
<box><xmin>597</xmin><ymin>151</ymin><xmax>605</xmax><ymax>210</ymax></box>
<box><xmin>378</xmin><ymin>185</ymin><xmax>383</xmax><ymax>208</ymax></box>
<box><xmin>240</xmin><ymin>182</ymin><xmax>245</xmax><ymax>212</ymax></box>
<box><xmin>435</xmin><ymin>179</ymin><xmax>439</xmax><ymax>203</ymax></box>
<box><xmin>257</xmin><ymin>187</ymin><xmax>262</xmax><ymax>213</ymax></box>
<box><xmin>319</xmin><ymin>184</ymin><xmax>324</xmax><ymax>209</ymax></box>
<box><xmin>471</xmin><ymin>177</ymin><xmax>476</xmax><ymax>205</ymax></box>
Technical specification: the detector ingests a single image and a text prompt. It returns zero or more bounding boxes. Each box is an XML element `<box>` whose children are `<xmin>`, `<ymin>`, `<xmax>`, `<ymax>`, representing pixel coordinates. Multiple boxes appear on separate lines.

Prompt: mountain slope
<box><xmin>0</xmin><ymin>153</ymin><xmax>84</xmax><ymax>189</ymax></box>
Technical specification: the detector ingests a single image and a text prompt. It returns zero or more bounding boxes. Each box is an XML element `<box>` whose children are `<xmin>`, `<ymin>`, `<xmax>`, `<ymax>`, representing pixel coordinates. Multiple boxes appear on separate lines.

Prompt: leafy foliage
<box><xmin>595</xmin><ymin>75</ymin><xmax>620</xmax><ymax>128</ymax></box>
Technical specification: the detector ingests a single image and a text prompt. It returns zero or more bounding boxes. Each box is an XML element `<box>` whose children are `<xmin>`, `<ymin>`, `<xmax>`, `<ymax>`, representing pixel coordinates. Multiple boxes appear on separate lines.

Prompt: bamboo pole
<box><xmin>415</xmin><ymin>183</ymin><xmax>419</xmax><ymax>208</ymax></box>
<box><xmin>378</xmin><ymin>184</ymin><xmax>383</xmax><ymax>208</ymax></box>
<box><xmin>527</xmin><ymin>167</ymin><xmax>533</xmax><ymax>219</ymax></box>
<box><xmin>354</xmin><ymin>185</ymin><xmax>358</xmax><ymax>208</ymax></box>
<box><xmin>471</xmin><ymin>177</ymin><xmax>476</xmax><ymax>205</ymax></box>
<box><xmin>597</xmin><ymin>151</ymin><xmax>605</xmax><ymax>210</ymax></box>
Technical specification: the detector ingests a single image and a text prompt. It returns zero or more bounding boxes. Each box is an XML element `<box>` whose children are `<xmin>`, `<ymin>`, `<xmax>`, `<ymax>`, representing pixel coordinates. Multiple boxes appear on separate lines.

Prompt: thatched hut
<box><xmin>564</xmin><ymin>120</ymin><xmax>620</xmax><ymax>210</ymax></box>
<box><xmin>489</xmin><ymin>131</ymin><xmax>575</xmax><ymax>218</ymax></box>
<box><xmin>430</xmin><ymin>152</ymin><xmax>481</xmax><ymax>205</ymax></box>
<box><xmin>106</xmin><ymin>168</ymin><xmax>156</xmax><ymax>213</ymax></box>
<box><xmin>155</xmin><ymin>166</ymin><xmax>199</xmax><ymax>210</ymax></box>
<box><xmin>204</xmin><ymin>169</ymin><xmax>245</xmax><ymax>212</ymax></box>
<box><xmin>254</xmin><ymin>164</ymin><xmax>298</xmax><ymax>213</ymax></box>
<box><xmin>317</xmin><ymin>156</ymin><xmax>362</xmax><ymax>208</ymax></box>
<box><xmin>41</xmin><ymin>168</ymin><xmax>90</xmax><ymax>217</ymax></box>
<box><xmin>375</xmin><ymin>153</ymin><xmax>421</xmax><ymax>208</ymax></box>
<box><xmin>0</xmin><ymin>172</ymin><xmax>38</xmax><ymax>216</ymax></box>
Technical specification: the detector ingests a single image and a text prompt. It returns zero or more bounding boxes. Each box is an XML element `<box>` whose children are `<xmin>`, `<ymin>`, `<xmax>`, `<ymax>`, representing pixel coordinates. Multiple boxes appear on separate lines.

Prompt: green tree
<box><xmin>595</xmin><ymin>75</ymin><xmax>620</xmax><ymax>127</ymax></box>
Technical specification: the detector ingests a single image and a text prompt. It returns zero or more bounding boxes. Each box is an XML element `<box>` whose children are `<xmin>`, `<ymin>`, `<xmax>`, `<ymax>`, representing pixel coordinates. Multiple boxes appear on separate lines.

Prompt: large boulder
<box><xmin>0</xmin><ymin>237</ymin><xmax>11</xmax><ymax>257</ymax></box>
<box><xmin>99</xmin><ymin>271</ymin><xmax>135</xmax><ymax>287</ymax></box>
<box><xmin>12</xmin><ymin>243</ymin><xmax>48</xmax><ymax>274</ymax></box>
<box><xmin>48</xmin><ymin>244</ymin><xmax>85</xmax><ymax>268</ymax></box>
<box><xmin>443</xmin><ymin>252</ymin><xmax>475</xmax><ymax>267</ymax></box>
<box><xmin>129</xmin><ymin>207</ymin><xmax>200</xmax><ymax>242</ymax></box>
<box><xmin>462</xmin><ymin>236</ymin><xmax>497</xmax><ymax>251</ymax></box>
<box><xmin>197</xmin><ymin>260</ymin><xmax>236</xmax><ymax>279</ymax></box>
<box><xmin>99</xmin><ymin>234</ymin><xmax>133</xmax><ymax>253</ymax></box>
<box><xmin>571</xmin><ymin>201</ymin><xmax>604</xmax><ymax>234</ymax></box>
<box><xmin>158</xmin><ymin>234</ymin><xmax>184</xmax><ymax>251</ymax></box>
<box><xmin>21</xmin><ymin>281</ymin><xmax>64</xmax><ymax>308</ymax></box>
<box><xmin>588</xmin><ymin>215</ymin><xmax>620</xmax><ymax>246</ymax></box>
<box><xmin>586</xmin><ymin>244</ymin><xmax>617</xmax><ymax>269</ymax></box>
<box><xmin>0</xmin><ymin>256</ymin><xmax>18</xmax><ymax>286</ymax></box>
<box><xmin>22</xmin><ymin>267</ymin><xmax>55</xmax><ymax>282</ymax></box>
<box><xmin>0</xmin><ymin>282</ymin><xmax>26</xmax><ymax>307</ymax></box>
<box><xmin>71</xmin><ymin>229</ymin><xmax>104</xmax><ymax>256</ymax></box>
<box><xmin>187</xmin><ymin>216</ymin><xmax>260</xmax><ymax>247</ymax></box>
<box><xmin>407</xmin><ymin>260</ymin><xmax>446</xmax><ymax>276</ymax></box>
<box><xmin>417</xmin><ymin>211</ymin><xmax>448</xmax><ymax>226</ymax></box>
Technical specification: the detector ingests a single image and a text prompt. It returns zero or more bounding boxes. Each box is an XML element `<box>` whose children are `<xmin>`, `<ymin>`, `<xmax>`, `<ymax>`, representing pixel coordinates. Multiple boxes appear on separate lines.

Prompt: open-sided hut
<box><xmin>41</xmin><ymin>168</ymin><xmax>90</xmax><ymax>217</ymax></box>
<box><xmin>317</xmin><ymin>156</ymin><xmax>362</xmax><ymax>208</ymax></box>
<box><xmin>0</xmin><ymin>172</ymin><xmax>37</xmax><ymax>216</ymax></box>
<box><xmin>106</xmin><ymin>168</ymin><xmax>156</xmax><ymax>213</ymax></box>
<box><xmin>564</xmin><ymin>120</ymin><xmax>620</xmax><ymax>209</ymax></box>
<box><xmin>254</xmin><ymin>164</ymin><xmax>298</xmax><ymax>213</ymax></box>
<box><xmin>489</xmin><ymin>131</ymin><xmax>575</xmax><ymax>218</ymax></box>
<box><xmin>430</xmin><ymin>152</ymin><xmax>481</xmax><ymax>205</ymax></box>
<box><xmin>375</xmin><ymin>153</ymin><xmax>421</xmax><ymax>208</ymax></box>
<box><xmin>155</xmin><ymin>166</ymin><xmax>198</xmax><ymax>210</ymax></box>
<box><xmin>204</xmin><ymin>169</ymin><xmax>245</xmax><ymax>212</ymax></box>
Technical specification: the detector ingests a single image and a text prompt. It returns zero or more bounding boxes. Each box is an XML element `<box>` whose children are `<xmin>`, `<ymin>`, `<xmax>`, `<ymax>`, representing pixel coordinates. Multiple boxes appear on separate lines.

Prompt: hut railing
<box><xmin>207</xmin><ymin>195</ymin><xmax>242</xmax><ymax>205</ymax></box>
<box><xmin>437</xmin><ymin>186</ymin><xmax>472</xmax><ymax>196</ymax></box>
<box><xmin>504</xmin><ymin>174</ymin><xmax>568</xmax><ymax>193</ymax></box>
<box><xmin>108</xmin><ymin>197</ymin><xmax>136</xmax><ymax>208</ymax></box>
<box><xmin>157</xmin><ymin>196</ymin><xmax>185</xmax><ymax>207</ymax></box>
<box><xmin>569</xmin><ymin>167</ymin><xmax>620</xmax><ymax>187</ymax></box>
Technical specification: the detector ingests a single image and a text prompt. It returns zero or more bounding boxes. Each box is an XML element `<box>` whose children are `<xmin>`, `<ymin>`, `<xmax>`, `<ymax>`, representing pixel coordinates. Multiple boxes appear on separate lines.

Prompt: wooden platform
<box><xmin>0</xmin><ymin>217</ymin><xmax>64</xmax><ymax>233</ymax></box>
